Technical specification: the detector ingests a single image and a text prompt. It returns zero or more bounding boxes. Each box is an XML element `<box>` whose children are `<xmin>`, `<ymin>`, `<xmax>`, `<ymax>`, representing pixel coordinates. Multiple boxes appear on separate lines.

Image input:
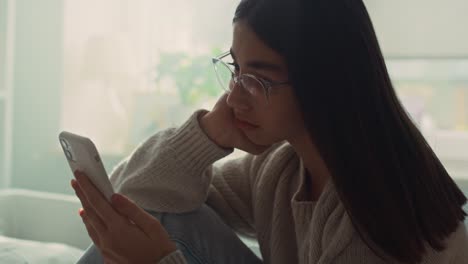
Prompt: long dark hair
<box><xmin>234</xmin><ymin>0</ymin><xmax>467</xmax><ymax>263</ymax></box>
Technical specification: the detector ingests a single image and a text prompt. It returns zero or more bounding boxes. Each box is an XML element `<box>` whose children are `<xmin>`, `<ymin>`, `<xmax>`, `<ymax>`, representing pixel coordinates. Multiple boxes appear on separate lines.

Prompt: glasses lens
<box><xmin>214</xmin><ymin>61</ymin><xmax>234</xmax><ymax>92</ymax></box>
<box><xmin>241</xmin><ymin>75</ymin><xmax>266</xmax><ymax>98</ymax></box>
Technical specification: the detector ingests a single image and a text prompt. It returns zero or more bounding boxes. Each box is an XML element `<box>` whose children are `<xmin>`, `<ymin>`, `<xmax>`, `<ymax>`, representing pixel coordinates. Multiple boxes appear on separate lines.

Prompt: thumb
<box><xmin>111</xmin><ymin>194</ymin><xmax>160</xmax><ymax>236</ymax></box>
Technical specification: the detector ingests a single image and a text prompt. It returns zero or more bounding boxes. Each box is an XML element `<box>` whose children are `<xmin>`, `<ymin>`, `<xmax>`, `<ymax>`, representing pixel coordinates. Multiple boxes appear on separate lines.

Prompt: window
<box><xmin>61</xmin><ymin>0</ymin><xmax>237</xmax><ymax>156</ymax></box>
<box><xmin>0</xmin><ymin>0</ymin><xmax>13</xmax><ymax>189</ymax></box>
<box><xmin>387</xmin><ymin>58</ymin><xmax>468</xmax><ymax>180</ymax></box>
<box><xmin>1</xmin><ymin>0</ymin><xmax>240</xmax><ymax>194</ymax></box>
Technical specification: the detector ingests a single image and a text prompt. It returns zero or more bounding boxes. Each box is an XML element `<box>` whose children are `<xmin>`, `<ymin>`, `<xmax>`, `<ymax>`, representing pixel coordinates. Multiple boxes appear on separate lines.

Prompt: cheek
<box><xmin>254</xmin><ymin>104</ymin><xmax>303</xmax><ymax>143</ymax></box>
<box><xmin>267</xmin><ymin>92</ymin><xmax>303</xmax><ymax>133</ymax></box>
<box><xmin>245</xmin><ymin>90</ymin><xmax>303</xmax><ymax>145</ymax></box>
<box><xmin>238</xmin><ymin>110</ymin><xmax>286</xmax><ymax>145</ymax></box>
<box><xmin>270</xmin><ymin>108</ymin><xmax>303</xmax><ymax>136</ymax></box>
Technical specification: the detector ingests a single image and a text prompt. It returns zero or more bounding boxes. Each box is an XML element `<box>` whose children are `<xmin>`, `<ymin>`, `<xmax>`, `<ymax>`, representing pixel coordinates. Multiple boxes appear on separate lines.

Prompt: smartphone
<box><xmin>59</xmin><ymin>131</ymin><xmax>115</xmax><ymax>201</ymax></box>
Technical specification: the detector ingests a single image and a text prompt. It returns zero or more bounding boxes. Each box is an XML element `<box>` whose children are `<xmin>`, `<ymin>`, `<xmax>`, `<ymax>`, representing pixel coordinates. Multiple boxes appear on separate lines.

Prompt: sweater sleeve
<box><xmin>157</xmin><ymin>250</ymin><xmax>187</xmax><ymax>264</ymax></box>
<box><xmin>451</xmin><ymin>222</ymin><xmax>468</xmax><ymax>263</ymax></box>
<box><xmin>109</xmin><ymin>109</ymin><xmax>260</xmax><ymax>234</ymax></box>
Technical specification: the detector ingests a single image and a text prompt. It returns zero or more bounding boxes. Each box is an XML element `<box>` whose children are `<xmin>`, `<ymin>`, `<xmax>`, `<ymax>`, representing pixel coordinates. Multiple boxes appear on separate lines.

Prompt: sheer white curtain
<box><xmin>61</xmin><ymin>0</ymin><xmax>237</xmax><ymax>154</ymax></box>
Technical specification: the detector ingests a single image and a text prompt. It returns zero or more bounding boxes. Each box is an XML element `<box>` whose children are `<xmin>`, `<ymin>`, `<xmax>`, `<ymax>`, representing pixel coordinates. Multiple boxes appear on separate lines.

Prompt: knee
<box><xmin>76</xmin><ymin>243</ymin><xmax>104</xmax><ymax>264</ymax></box>
<box><xmin>154</xmin><ymin>204</ymin><xmax>222</xmax><ymax>236</ymax></box>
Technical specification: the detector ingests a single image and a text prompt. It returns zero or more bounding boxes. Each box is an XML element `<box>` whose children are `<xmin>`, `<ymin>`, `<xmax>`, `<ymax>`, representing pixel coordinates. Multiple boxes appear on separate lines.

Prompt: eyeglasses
<box><xmin>212</xmin><ymin>51</ymin><xmax>290</xmax><ymax>102</ymax></box>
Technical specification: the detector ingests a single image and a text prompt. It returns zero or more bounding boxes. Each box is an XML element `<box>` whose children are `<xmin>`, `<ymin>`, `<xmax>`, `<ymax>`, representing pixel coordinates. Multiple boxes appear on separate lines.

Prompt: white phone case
<box><xmin>59</xmin><ymin>131</ymin><xmax>115</xmax><ymax>201</ymax></box>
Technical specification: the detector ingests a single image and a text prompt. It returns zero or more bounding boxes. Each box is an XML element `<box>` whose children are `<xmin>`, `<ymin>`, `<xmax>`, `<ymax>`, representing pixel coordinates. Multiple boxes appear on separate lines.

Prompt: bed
<box><xmin>0</xmin><ymin>189</ymin><xmax>89</xmax><ymax>263</ymax></box>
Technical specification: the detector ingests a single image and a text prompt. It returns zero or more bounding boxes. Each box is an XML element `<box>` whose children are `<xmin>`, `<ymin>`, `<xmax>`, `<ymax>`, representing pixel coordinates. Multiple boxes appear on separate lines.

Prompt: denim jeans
<box><xmin>76</xmin><ymin>204</ymin><xmax>262</xmax><ymax>264</ymax></box>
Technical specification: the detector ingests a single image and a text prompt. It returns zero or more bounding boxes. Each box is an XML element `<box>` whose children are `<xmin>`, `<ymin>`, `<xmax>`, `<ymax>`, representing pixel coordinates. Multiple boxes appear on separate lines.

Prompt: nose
<box><xmin>226</xmin><ymin>81</ymin><xmax>251</xmax><ymax>111</ymax></box>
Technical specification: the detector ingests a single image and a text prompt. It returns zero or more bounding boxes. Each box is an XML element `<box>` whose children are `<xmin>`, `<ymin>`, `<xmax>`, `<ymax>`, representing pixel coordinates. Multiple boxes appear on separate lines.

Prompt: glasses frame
<box><xmin>212</xmin><ymin>51</ymin><xmax>290</xmax><ymax>101</ymax></box>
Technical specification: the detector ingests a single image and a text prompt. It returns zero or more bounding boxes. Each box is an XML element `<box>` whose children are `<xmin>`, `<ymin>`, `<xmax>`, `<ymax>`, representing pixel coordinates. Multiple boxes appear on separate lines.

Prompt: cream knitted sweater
<box><xmin>110</xmin><ymin>110</ymin><xmax>468</xmax><ymax>264</ymax></box>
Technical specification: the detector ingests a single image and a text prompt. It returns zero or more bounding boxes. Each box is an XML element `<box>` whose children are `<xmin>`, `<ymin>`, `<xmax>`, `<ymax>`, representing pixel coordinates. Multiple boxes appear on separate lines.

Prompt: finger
<box><xmin>74</xmin><ymin>171</ymin><xmax>120</xmax><ymax>223</ymax></box>
<box><xmin>80</xmin><ymin>206</ymin><xmax>107</xmax><ymax>234</ymax></box>
<box><xmin>72</xmin><ymin>179</ymin><xmax>107</xmax><ymax>228</ymax></box>
<box><xmin>72</xmin><ymin>179</ymin><xmax>94</xmax><ymax>213</ymax></box>
<box><xmin>80</xmin><ymin>209</ymin><xmax>102</xmax><ymax>246</ymax></box>
<box><xmin>111</xmin><ymin>194</ymin><xmax>160</xmax><ymax>239</ymax></box>
<box><xmin>72</xmin><ymin>179</ymin><xmax>91</xmax><ymax>208</ymax></box>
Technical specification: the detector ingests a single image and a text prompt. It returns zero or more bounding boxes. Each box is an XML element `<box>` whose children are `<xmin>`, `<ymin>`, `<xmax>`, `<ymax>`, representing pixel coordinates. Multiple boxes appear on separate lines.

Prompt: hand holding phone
<box><xmin>59</xmin><ymin>131</ymin><xmax>115</xmax><ymax>201</ymax></box>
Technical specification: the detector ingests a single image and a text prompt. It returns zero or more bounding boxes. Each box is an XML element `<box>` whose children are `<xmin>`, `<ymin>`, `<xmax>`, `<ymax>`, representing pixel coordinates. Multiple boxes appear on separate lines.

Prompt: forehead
<box><xmin>231</xmin><ymin>21</ymin><xmax>286</xmax><ymax>67</ymax></box>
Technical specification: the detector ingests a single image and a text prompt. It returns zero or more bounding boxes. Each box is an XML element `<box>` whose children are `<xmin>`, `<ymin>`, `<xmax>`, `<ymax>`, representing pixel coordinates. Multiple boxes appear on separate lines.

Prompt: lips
<box><xmin>234</xmin><ymin>117</ymin><xmax>259</xmax><ymax>129</ymax></box>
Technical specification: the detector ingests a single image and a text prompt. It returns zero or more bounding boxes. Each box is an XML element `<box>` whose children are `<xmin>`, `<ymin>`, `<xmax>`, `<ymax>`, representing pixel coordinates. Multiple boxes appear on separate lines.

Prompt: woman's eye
<box><xmin>227</xmin><ymin>62</ymin><xmax>240</xmax><ymax>73</ymax></box>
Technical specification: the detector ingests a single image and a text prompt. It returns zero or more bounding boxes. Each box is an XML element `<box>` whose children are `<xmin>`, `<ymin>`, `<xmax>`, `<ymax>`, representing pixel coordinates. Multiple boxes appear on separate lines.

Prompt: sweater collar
<box><xmin>295</xmin><ymin>158</ymin><xmax>355</xmax><ymax>263</ymax></box>
<box><xmin>293</xmin><ymin>158</ymin><xmax>332</xmax><ymax>203</ymax></box>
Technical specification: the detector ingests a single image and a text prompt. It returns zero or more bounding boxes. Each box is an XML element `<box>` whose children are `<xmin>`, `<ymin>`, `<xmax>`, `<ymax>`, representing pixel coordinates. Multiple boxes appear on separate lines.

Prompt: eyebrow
<box><xmin>230</xmin><ymin>48</ymin><xmax>285</xmax><ymax>73</ymax></box>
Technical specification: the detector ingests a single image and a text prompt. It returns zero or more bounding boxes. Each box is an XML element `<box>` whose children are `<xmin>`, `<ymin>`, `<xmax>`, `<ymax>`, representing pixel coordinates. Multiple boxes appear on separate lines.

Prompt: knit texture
<box><xmin>157</xmin><ymin>250</ymin><xmax>186</xmax><ymax>264</ymax></box>
<box><xmin>110</xmin><ymin>110</ymin><xmax>468</xmax><ymax>264</ymax></box>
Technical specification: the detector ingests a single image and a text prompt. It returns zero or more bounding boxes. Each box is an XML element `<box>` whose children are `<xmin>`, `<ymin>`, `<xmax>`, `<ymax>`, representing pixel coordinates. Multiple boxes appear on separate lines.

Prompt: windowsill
<box><xmin>430</xmin><ymin>129</ymin><xmax>468</xmax><ymax>160</ymax></box>
<box><xmin>423</xmin><ymin>129</ymin><xmax>468</xmax><ymax>179</ymax></box>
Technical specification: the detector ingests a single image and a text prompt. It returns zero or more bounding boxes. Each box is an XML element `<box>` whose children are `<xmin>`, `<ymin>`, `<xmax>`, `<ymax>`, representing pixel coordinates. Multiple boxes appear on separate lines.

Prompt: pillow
<box><xmin>0</xmin><ymin>235</ymin><xmax>83</xmax><ymax>264</ymax></box>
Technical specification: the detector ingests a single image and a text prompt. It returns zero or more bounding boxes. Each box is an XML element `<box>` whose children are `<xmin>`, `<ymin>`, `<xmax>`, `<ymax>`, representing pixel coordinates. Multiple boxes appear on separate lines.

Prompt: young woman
<box><xmin>73</xmin><ymin>0</ymin><xmax>468</xmax><ymax>263</ymax></box>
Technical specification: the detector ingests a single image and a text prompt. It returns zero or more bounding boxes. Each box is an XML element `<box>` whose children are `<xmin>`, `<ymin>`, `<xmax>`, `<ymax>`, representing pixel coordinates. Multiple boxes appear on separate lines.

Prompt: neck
<box><xmin>288</xmin><ymin>129</ymin><xmax>331</xmax><ymax>201</ymax></box>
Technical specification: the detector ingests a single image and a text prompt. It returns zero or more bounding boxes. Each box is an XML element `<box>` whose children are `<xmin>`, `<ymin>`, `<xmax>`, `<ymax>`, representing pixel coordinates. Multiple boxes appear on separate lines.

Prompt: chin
<box><xmin>245</xmin><ymin>130</ymin><xmax>283</xmax><ymax>147</ymax></box>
